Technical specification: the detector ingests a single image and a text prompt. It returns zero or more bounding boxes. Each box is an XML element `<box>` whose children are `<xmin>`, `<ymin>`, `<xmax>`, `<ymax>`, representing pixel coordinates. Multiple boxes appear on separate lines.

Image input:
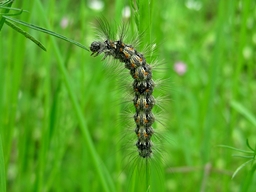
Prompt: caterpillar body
<box><xmin>90</xmin><ymin>24</ymin><xmax>156</xmax><ymax>159</ymax></box>
<box><xmin>89</xmin><ymin>18</ymin><xmax>170</xmax><ymax>191</ymax></box>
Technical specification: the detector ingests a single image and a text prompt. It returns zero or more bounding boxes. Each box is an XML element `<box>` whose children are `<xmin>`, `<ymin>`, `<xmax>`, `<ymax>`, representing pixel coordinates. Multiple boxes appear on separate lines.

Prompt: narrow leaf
<box><xmin>0</xmin><ymin>0</ymin><xmax>13</xmax><ymax>6</ymax></box>
<box><xmin>218</xmin><ymin>145</ymin><xmax>253</xmax><ymax>154</ymax></box>
<box><xmin>4</xmin><ymin>19</ymin><xmax>46</xmax><ymax>51</ymax></box>
<box><xmin>232</xmin><ymin>159</ymin><xmax>253</xmax><ymax>179</ymax></box>
<box><xmin>0</xmin><ymin>0</ymin><xmax>13</xmax><ymax>30</ymax></box>
<box><xmin>232</xmin><ymin>155</ymin><xmax>254</xmax><ymax>159</ymax></box>
<box><xmin>3</xmin><ymin>16</ymin><xmax>89</xmax><ymax>51</ymax></box>
<box><xmin>0</xmin><ymin>5</ymin><xmax>26</xmax><ymax>13</ymax></box>
<box><xmin>246</xmin><ymin>139</ymin><xmax>255</xmax><ymax>151</ymax></box>
<box><xmin>231</xmin><ymin>100</ymin><xmax>256</xmax><ymax>127</ymax></box>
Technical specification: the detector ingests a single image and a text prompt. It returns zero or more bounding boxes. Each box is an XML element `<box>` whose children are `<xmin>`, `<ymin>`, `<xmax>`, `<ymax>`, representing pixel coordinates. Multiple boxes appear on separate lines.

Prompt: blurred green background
<box><xmin>1</xmin><ymin>0</ymin><xmax>256</xmax><ymax>191</ymax></box>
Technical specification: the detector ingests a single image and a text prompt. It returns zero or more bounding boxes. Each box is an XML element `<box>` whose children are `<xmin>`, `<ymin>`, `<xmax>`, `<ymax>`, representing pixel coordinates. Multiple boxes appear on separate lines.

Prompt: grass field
<box><xmin>1</xmin><ymin>0</ymin><xmax>256</xmax><ymax>191</ymax></box>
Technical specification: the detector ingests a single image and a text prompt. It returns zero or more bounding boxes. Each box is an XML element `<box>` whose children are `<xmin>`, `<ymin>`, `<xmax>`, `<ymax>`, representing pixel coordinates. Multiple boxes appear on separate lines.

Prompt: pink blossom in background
<box><xmin>60</xmin><ymin>17</ymin><xmax>69</xmax><ymax>29</ymax></box>
<box><xmin>174</xmin><ymin>61</ymin><xmax>187</xmax><ymax>75</ymax></box>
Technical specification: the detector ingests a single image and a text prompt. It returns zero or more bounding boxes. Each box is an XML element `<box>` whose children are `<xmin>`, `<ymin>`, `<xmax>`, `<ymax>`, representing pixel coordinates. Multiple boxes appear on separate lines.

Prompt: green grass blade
<box><xmin>246</xmin><ymin>139</ymin><xmax>255</xmax><ymax>152</ymax></box>
<box><xmin>0</xmin><ymin>5</ymin><xmax>27</xmax><ymax>13</ymax></box>
<box><xmin>232</xmin><ymin>155</ymin><xmax>254</xmax><ymax>159</ymax></box>
<box><xmin>3</xmin><ymin>15</ymin><xmax>89</xmax><ymax>51</ymax></box>
<box><xmin>231</xmin><ymin>100</ymin><xmax>256</xmax><ymax>127</ymax></box>
<box><xmin>232</xmin><ymin>159</ymin><xmax>253</xmax><ymax>179</ymax></box>
<box><xmin>0</xmin><ymin>0</ymin><xmax>13</xmax><ymax>5</ymax></box>
<box><xmin>218</xmin><ymin>145</ymin><xmax>253</xmax><ymax>154</ymax></box>
<box><xmin>33</xmin><ymin>0</ymin><xmax>114</xmax><ymax>191</ymax></box>
<box><xmin>0</xmin><ymin>0</ymin><xmax>13</xmax><ymax>30</ymax></box>
<box><xmin>240</xmin><ymin>164</ymin><xmax>256</xmax><ymax>192</ymax></box>
<box><xmin>4</xmin><ymin>19</ymin><xmax>46</xmax><ymax>51</ymax></box>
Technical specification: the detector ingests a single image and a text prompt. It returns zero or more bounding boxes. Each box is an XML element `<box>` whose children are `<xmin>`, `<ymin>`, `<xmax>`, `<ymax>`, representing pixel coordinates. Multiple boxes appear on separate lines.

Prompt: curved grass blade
<box><xmin>232</xmin><ymin>155</ymin><xmax>254</xmax><ymax>159</ymax></box>
<box><xmin>231</xmin><ymin>100</ymin><xmax>256</xmax><ymax>126</ymax></box>
<box><xmin>0</xmin><ymin>7</ymin><xmax>28</xmax><ymax>16</ymax></box>
<box><xmin>3</xmin><ymin>15</ymin><xmax>89</xmax><ymax>51</ymax></box>
<box><xmin>219</xmin><ymin>140</ymin><xmax>256</xmax><ymax>180</ymax></box>
<box><xmin>232</xmin><ymin>159</ymin><xmax>253</xmax><ymax>179</ymax></box>
<box><xmin>0</xmin><ymin>0</ymin><xmax>13</xmax><ymax>7</ymax></box>
<box><xmin>246</xmin><ymin>139</ymin><xmax>255</xmax><ymax>152</ymax></box>
<box><xmin>218</xmin><ymin>145</ymin><xmax>253</xmax><ymax>154</ymax></box>
<box><xmin>0</xmin><ymin>5</ymin><xmax>27</xmax><ymax>13</ymax></box>
<box><xmin>4</xmin><ymin>19</ymin><xmax>46</xmax><ymax>51</ymax></box>
<box><xmin>0</xmin><ymin>0</ymin><xmax>13</xmax><ymax>30</ymax></box>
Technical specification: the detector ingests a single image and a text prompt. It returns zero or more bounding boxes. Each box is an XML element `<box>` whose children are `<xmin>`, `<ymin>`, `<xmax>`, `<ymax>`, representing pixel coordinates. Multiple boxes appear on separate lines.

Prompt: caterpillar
<box><xmin>89</xmin><ymin>18</ymin><xmax>170</xmax><ymax>192</ymax></box>
<box><xmin>90</xmin><ymin>19</ymin><xmax>156</xmax><ymax>159</ymax></box>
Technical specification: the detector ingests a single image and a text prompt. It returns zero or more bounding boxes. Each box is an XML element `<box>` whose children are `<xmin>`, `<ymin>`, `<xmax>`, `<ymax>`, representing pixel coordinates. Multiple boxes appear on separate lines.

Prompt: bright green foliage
<box><xmin>219</xmin><ymin>139</ymin><xmax>256</xmax><ymax>191</ymax></box>
<box><xmin>0</xmin><ymin>0</ymin><xmax>256</xmax><ymax>192</ymax></box>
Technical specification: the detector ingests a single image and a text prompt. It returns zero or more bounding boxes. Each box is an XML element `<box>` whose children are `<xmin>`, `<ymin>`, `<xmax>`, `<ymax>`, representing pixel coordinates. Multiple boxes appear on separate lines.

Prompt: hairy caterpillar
<box><xmin>89</xmin><ymin>18</ymin><xmax>169</xmax><ymax>191</ymax></box>
<box><xmin>90</xmin><ymin>19</ymin><xmax>156</xmax><ymax>159</ymax></box>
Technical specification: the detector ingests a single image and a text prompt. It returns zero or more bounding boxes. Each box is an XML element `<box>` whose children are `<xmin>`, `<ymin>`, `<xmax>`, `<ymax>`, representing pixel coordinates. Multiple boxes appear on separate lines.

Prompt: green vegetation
<box><xmin>1</xmin><ymin>0</ymin><xmax>256</xmax><ymax>191</ymax></box>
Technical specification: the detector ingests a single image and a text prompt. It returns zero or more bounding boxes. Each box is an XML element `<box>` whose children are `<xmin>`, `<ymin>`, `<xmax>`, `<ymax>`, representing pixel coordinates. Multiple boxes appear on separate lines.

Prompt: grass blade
<box><xmin>3</xmin><ymin>15</ymin><xmax>89</xmax><ymax>51</ymax></box>
<box><xmin>218</xmin><ymin>145</ymin><xmax>253</xmax><ymax>154</ymax></box>
<box><xmin>4</xmin><ymin>19</ymin><xmax>46</xmax><ymax>51</ymax></box>
<box><xmin>0</xmin><ymin>0</ymin><xmax>13</xmax><ymax>30</ymax></box>
<box><xmin>231</xmin><ymin>100</ymin><xmax>256</xmax><ymax>127</ymax></box>
<box><xmin>232</xmin><ymin>159</ymin><xmax>253</xmax><ymax>179</ymax></box>
<box><xmin>32</xmin><ymin>0</ymin><xmax>114</xmax><ymax>191</ymax></box>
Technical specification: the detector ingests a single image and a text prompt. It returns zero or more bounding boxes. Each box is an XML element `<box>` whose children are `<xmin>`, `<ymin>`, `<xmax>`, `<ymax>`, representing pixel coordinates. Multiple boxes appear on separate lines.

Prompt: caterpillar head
<box><xmin>90</xmin><ymin>41</ymin><xmax>103</xmax><ymax>56</ymax></box>
<box><xmin>90</xmin><ymin>41</ymin><xmax>106</xmax><ymax>56</ymax></box>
